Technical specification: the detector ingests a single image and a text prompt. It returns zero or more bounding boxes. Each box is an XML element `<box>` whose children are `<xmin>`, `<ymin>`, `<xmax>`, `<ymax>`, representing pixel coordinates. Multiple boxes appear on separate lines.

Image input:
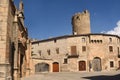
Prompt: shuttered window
<box><xmin>71</xmin><ymin>46</ymin><xmax>77</xmax><ymax>55</ymax></box>
<box><xmin>82</xmin><ymin>46</ymin><xmax>86</xmax><ymax>52</ymax></box>
<box><xmin>109</xmin><ymin>46</ymin><xmax>113</xmax><ymax>52</ymax></box>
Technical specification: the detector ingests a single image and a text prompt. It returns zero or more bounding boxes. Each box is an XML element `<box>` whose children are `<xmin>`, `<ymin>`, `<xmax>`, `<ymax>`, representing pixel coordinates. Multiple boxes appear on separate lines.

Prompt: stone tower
<box><xmin>72</xmin><ymin>10</ymin><xmax>91</xmax><ymax>35</ymax></box>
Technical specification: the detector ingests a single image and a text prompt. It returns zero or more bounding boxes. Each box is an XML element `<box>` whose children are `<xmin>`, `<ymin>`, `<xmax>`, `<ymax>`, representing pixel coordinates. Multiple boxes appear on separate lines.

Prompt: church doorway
<box><xmin>53</xmin><ymin>62</ymin><xmax>59</xmax><ymax>72</ymax></box>
<box><xmin>35</xmin><ymin>63</ymin><xmax>49</xmax><ymax>72</ymax></box>
<box><xmin>92</xmin><ymin>57</ymin><xmax>102</xmax><ymax>71</ymax></box>
<box><xmin>79</xmin><ymin>61</ymin><xmax>86</xmax><ymax>71</ymax></box>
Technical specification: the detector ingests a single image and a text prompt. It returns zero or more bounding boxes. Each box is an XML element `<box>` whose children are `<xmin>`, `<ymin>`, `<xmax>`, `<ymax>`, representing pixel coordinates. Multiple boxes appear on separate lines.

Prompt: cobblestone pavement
<box><xmin>21</xmin><ymin>71</ymin><xmax>120</xmax><ymax>80</ymax></box>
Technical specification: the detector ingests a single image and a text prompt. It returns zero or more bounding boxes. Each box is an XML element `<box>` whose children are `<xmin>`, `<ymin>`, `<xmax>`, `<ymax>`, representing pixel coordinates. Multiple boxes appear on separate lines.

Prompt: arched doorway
<box><xmin>35</xmin><ymin>63</ymin><xmax>49</xmax><ymax>72</ymax></box>
<box><xmin>53</xmin><ymin>62</ymin><xmax>59</xmax><ymax>72</ymax></box>
<box><xmin>92</xmin><ymin>57</ymin><xmax>102</xmax><ymax>71</ymax></box>
<box><xmin>79</xmin><ymin>61</ymin><xmax>86</xmax><ymax>71</ymax></box>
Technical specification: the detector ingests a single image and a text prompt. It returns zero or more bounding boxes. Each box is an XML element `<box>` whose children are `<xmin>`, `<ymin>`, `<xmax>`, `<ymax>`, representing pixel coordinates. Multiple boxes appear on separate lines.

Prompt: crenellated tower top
<box><xmin>72</xmin><ymin>10</ymin><xmax>91</xmax><ymax>35</ymax></box>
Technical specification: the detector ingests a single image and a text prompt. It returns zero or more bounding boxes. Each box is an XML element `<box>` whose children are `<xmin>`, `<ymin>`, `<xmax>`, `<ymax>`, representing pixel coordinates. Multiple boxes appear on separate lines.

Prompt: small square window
<box><xmin>38</xmin><ymin>50</ymin><xmax>41</xmax><ymax>56</ymax></box>
<box><xmin>109</xmin><ymin>38</ymin><xmax>112</xmax><ymax>43</ymax></box>
<box><xmin>110</xmin><ymin>61</ymin><xmax>114</xmax><ymax>67</ymax></box>
<box><xmin>56</xmin><ymin>48</ymin><xmax>59</xmax><ymax>54</ymax></box>
<box><xmin>109</xmin><ymin>46</ymin><xmax>113</xmax><ymax>52</ymax></box>
<box><xmin>82</xmin><ymin>38</ymin><xmax>85</xmax><ymax>43</ymax></box>
<box><xmin>54</xmin><ymin>39</ymin><xmax>57</xmax><ymax>43</ymax></box>
<box><xmin>47</xmin><ymin>49</ymin><xmax>50</xmax><ymax>55</ymax></box>
<box><xmin>82</xmin><ymin>46</ymin><xmax>86</xmax><ymax>52</ymax></box>
<box><xmin>64</xmin><ymin>58</ymin><xmax>68</xmax><ymax>64</ymax></box>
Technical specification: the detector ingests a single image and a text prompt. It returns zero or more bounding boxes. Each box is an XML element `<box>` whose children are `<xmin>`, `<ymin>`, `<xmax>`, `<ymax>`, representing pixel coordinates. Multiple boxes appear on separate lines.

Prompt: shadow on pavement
<box><xmin>82</xmin><ymin>74</ymin><xmax>120</xmax><ymax>80</ymax></box>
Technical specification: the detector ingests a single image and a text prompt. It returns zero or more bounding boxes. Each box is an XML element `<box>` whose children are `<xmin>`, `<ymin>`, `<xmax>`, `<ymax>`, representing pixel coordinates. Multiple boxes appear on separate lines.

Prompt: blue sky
<box><xmin>14</xmin><ymin>0</ymin><xmax>120</xmax><ymax>39</ymax></box>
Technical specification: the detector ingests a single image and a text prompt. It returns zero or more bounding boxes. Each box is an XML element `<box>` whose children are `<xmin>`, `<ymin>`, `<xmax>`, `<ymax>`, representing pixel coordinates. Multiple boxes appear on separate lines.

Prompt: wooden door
<box><xmin>79</xmin><ymin>61</ymin><xmax>86</xmax><ymax>71</ymax></box>
<box><xmin>53</xmin><ymin>62</ymin><xmax>59</xmax><ymax>72</ymax></box>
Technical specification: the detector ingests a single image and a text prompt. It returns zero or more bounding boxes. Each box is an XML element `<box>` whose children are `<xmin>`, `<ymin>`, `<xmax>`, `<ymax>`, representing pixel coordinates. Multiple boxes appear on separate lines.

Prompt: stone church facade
<box><xmin>0</xmin><ymin>0</ymin><xmax>31</xmax><ymax>80</ymax></box>
<box><xmin>31</xmin><ymin>10</ymin><xmax>120</xmax><ymax>73</ymax></box>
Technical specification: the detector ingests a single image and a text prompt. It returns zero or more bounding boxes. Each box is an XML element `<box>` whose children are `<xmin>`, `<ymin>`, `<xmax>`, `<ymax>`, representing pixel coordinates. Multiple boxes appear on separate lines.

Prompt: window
<box><xmin>91</xmin><ymin>40</ymin><xmax>94</xmax><ymax>43</ymax></box>
<box><xmin>94</xmin><ymin>40</ymin><xmax>97</xmax><ymax>43</ymax></box>
<box><xmin>47</xmin><ymin>49</ymin><xmax>50</xmax><ymax>55</ymax></box>
<box><xmin>110</xmin><ymin>61</ymin><xmax>114</xmax><ymax>67</ymax></box>
<box><xmin>31</xmin><ymin>51</ymin><xmax>33</xmax><ymax>54</ymax></box>
<box><xmin>118</xmin><ymin>47</ymin><xmax>120</xmax><ymax>54</ymax></box>
<box><xmin>109</xmin><ymin>46</ymin><xmax>113</xmax><ymax>52</ymax></box>
<box><xmin>38</xmin><ymin>50</ymin><xmax>41</xmax><ymax>56</ymax></box>
<box><xmin>82</xmin><ymin>38</ymin><xmax>85</xmax><ymax>43</ymax></box>
<box><xmin>82</xmin><ymin>46</ymin><xmax>86</xmax><ymax>52</ymax></box>
<box><xmin>97</xmin><ymin>40</ymin><xmax>99</xmax><ymax>43</ymax></box>
<box><xmin>109</xmin><ymin>38</ymin><xmax>112</xmax><ymax>43</ymax></box>
<box><xmin>56</xmin><ymin>48</ymin><xmax>59</xmax><ymax>54</ymax></box>
<box><xmin>64</xmin><ymin>58</ymin><xmax>68</xmax><ymax>64</ymax></box>
<box><xmin>54</xmin><ymin>39</ymin><xmax>57</xmax><ymax>43</ymax></box>
<box><xmin>100</xmin><ymin>40</ymin><xmax>102</xmax><ymax>43</ymax></box>
<box><xmin>71</xmin><ymin>46</ymin><xmax>77</xmax><ymax>55</ymax></box>
<box><xmin>118</xmin><ymin>39</ymin><xmax>120</xmax><ymax>43</ymax></box>
<box><xmin>76</xmin><ymin>16</ymin><xmax>80</xmax><ymax>20</ymax></box>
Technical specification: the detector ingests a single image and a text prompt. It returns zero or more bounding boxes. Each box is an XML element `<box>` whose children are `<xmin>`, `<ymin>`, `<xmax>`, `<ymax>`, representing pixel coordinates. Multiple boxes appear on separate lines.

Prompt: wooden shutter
<box><xmin>71</xmin><ymin>46</ymin><xmax>77</xmax><ymax>55</ymax></box>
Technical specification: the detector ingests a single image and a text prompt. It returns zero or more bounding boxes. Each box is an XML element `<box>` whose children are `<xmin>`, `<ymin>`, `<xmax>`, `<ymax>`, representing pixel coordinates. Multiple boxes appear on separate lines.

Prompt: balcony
<box><xmin>68</xmin><ymin>54</ymin><xmax>79</xmax><ymax>58</ymax></box>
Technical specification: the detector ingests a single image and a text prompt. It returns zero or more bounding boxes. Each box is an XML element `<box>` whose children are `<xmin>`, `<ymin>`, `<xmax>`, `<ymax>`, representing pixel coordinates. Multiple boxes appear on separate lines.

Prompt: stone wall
<box><xmin>0</xmin><ymin>0</ymin><xmax>12</xmax><ymax>79</ymax></box>
<box><xmin>0</xmin><ymin>0</ymin><xmax>31</xmax><ymax>80</ymax></box>
<box><xmin>32</xmin><ymin>34</ymin><xmax>120</xmax><ymax>73</ymax></box>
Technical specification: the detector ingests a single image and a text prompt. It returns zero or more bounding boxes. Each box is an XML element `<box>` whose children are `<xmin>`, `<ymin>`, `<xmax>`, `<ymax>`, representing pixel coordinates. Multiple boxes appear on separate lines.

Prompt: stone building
<box><xmin>31</xmin><ymin>10</ymin><xmax>120</xmax><ymax>73</ymax></box>
<box><xmin>0</xmin><ymin>0</ymin><xmax>31</xmax><ymax>80</ymax></box>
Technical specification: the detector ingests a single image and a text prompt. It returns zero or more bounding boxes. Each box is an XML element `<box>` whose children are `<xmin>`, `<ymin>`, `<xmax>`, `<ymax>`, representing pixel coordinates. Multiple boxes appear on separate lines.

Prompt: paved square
<box><xmin>21</xmin><ymin>71</ymin><xmax>120</xmax><ymax>80</ymax></box>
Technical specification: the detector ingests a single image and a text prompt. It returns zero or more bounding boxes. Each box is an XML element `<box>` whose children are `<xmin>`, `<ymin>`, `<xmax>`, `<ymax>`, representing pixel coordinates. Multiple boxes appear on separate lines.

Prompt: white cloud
<box><xmin>103</xmin><ymin>20</ymin><xmax>120</xmax><ymax>36</ymax></box>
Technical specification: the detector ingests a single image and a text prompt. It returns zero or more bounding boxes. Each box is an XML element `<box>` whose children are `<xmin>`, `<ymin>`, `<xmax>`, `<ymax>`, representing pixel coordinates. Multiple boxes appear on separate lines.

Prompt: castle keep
<box><xmin>31</xmin><ymin>10</ymin><xmax>120</xmax><ymax>73</ymax></box>
<box><xmin>72</xmin><ymin>10</ymin><xmax>91</xmax><ymax>35</ymax></box>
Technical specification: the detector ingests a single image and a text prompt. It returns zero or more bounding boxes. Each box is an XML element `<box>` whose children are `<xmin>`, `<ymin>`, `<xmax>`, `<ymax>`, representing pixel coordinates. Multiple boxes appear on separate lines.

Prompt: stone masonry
<box><xmin>0</xmin><ymin>0</ymin><xmax>31</xmax><ymax>80</ymax></box>
<box><xmin>72</xmin><ymin>10</ymin><xmax>91</xmax><ymax>35</ymax></box>
<box><xmin>31</xmin><ymin>34</ymin><xmax>120</xmax><ymax>73</ymax></box>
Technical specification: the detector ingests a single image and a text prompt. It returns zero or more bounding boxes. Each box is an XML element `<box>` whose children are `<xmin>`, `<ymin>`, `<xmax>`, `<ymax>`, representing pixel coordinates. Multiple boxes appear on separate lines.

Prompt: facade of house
<box><xmin>32</xmin><ymin>34</ymin><xmax>120</xmax><ymax>73</ymax></box>
<box><xmin>31</xmin><ymin>10</ymin><xmax>120</xmax><ymax>73</ymax></box>
<box><xmin>0</xmin><ymin>0</ymin><xmax>31</xmax><ymax>80</ymax></box>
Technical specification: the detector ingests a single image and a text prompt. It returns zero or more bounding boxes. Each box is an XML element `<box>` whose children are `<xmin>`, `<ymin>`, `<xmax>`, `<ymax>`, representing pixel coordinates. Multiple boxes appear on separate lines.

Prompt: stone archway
<box><xmin>92</xmin><ymin>57</ymin><xmax>102</xmax><ymax>71</ymax></box>
<box><xmin>35</xmin><ymin>63</ymin><xmax>49</xmax><ymax>72</ymax></box>
<box><xmin>53</xmin><ymin>62</ymin><xmax>59</xmax><ymax>72</ymax></box>
<box><xmin>79</xmin><ymin>61</ymin><xmax>86</xmax><ymax>71</ymax></box>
